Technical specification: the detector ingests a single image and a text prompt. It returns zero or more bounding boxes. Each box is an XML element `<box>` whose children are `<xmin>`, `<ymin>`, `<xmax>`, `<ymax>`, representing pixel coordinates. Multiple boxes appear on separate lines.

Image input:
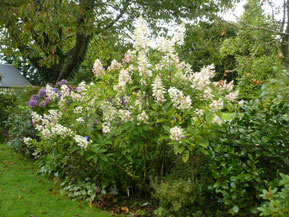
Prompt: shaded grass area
<box><xmin>0</xmin><ymin>144</ymin><xmax>112</xmax><ymax>217</ymax></box>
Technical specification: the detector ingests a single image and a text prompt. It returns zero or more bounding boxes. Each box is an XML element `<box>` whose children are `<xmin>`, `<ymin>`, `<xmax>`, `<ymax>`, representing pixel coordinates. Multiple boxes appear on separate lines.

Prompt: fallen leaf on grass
<box><xmin>20</xmin><ymin>188</ymin><xmax>26</xmax><ymax>191</ymax></box>
<box><xmin>18</xmin><ymin>196</ymin><xmax>22</xmax><ymax>200</ymax></box>
<box><xmin>42</xmin><ymin>211</ymin><xmax>47</xmax><ymax>214</ymax></box>
<box><xmin>121</xmin><ymin>207</ymin><xmax>129</xmax><ymax>213</ymax></box>
<box><xmin>8</xmin><ymin>162</ymin><xmax>16</xmax><ymax>165</ymax></box>
<box><xmin>0</xmin><ymin>189</ymin><xmax>2</xmax><ymax>191</ymax></box>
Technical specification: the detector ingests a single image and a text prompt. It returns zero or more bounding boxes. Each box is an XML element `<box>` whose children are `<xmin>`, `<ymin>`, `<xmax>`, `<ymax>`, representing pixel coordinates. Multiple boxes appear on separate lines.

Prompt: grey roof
<box><xmin>0</xmin><ymin>64</ymin><xmax>32</xmax><ymax>87</ymax></box>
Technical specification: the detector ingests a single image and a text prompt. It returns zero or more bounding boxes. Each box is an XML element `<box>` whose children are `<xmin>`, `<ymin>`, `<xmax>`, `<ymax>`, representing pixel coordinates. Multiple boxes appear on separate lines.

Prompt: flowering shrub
<box><xmin>25</xmin><ymin>17</ymin><xmax>240</xmax><ymax>194</ymax></box>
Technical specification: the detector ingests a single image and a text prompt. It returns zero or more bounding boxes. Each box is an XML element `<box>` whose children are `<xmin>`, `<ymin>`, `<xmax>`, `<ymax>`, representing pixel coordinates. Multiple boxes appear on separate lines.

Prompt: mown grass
<box><xmin>0</xmin><ymin>144</ymin><xmax>112</xmax><ymax>217</ymax></box>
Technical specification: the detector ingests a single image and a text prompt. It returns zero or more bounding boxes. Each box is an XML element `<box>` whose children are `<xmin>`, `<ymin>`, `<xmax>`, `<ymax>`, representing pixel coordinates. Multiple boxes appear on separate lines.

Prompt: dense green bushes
<box><xmin>3</xmin><ymin>17</ymin><xmax>289</xmax><ymax>217</ymax></box>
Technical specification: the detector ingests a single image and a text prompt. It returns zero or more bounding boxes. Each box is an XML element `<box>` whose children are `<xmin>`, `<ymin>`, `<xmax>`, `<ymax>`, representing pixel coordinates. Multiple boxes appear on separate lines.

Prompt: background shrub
<box><xmin>208</xmin><ymin>72</ymin><xmax>289</xmax><ymax>216</ymax></box>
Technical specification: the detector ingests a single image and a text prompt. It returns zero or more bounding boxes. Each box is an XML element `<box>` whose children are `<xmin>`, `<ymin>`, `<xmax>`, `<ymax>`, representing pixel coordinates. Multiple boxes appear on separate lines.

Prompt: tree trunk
<box><xmin>56</xmin><ymin>33</ymin><xmax>90</xmax><ymax>81</ymax></box>
<box><xmin>281</xmin><ymin>0</ymin><xmax>289</xmax><ymax>67</ymax></box>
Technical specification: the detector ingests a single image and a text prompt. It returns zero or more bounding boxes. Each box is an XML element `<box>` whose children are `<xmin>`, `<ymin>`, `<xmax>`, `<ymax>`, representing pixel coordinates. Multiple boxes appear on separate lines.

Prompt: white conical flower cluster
<box><xmin>152</xmin><ymin>76</ymin><xmax>166</xmax><ymax>103</ymax></box>
<box><xmin>92</xmin><ymin>59</ymin><xmax>105</xmax><ymax>77</ymax></box>
<box><xmin>168</xmin><ymin>87</ymin><xmax>192</xmax><ymax>110</ymax></box>
<box><xmin>134</xmin><ymin>16</ymin><xmax>151</xmax><ymax>51</ymax></box>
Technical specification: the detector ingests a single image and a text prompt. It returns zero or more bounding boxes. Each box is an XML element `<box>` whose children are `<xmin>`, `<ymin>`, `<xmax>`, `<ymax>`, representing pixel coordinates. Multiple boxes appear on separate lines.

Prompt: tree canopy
<box><xmin>0</xmin><ymin>0</ymin><xmax>236</xmax><ymax>83</ymax></box>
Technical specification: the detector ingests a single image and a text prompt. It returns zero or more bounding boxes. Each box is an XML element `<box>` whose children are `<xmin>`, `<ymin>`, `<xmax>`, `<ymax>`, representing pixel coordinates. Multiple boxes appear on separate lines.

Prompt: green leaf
<box><xmin>182</xmin><ymin>150</ymin><xmax>190</xmax><ymax>163</ymax></box>
<box><xmin>233</xmin><ymin>205</ymin><xmax>239</xmax><ymax>213</ymax></box>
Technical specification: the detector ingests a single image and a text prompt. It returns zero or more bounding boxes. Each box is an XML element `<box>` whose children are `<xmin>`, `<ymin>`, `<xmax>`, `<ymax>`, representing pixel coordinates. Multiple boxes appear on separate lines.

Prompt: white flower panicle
<box><xmin>51</xmin><ymin>124</ymin><xmax>73</xmax><ymax>138</ymax></box>
<box><xmin>157</xmin><ymin>37</ymin><xmax>175</xmax><ymax>55</ymax></box>
<box><xmin>74</xmin><ymin>106</ymin><xmax>83</xmax><ymax>114</ymax></box>
<box><xmin>195</xmin><ymin>109</ymin><xmax>205</xmax><ymax>116</ymax></box>
<box><xmin>41</xmin><ymin>128</ymin><xmax>52</xmax><ymax>139</ymax></box>
<box><xmin>137</xmin><ymin>110</ymin><xmax>149</xmax><ymax>124</ymax></box>
<box><xmin>31</xmin><ymin>112</ymin><xmax>41</xmax><ymax>123</ymax></box>
<box><xmin>46</xmin><ymin>84</ymin><xmax>58</xmax><ymax>100</ymax></box>
<box><xmin>71</xmin><ymin>92</ymin><xmax>83</xmax><ymax>102</ymax></box>
<box><xmin>23</xmin><ymin>137</ymin><xmax>32</xmax><ymax>145</ymax></box>
<box><xmin>134</xmin><ymin>16</ymin><xmax>151</xmax><ymax>51</ymax></box>
<box><xmin>78</xmin><ymin>81</ymin><xmax>87</xmax><ymax>92</ymax></box>
<box><xmin>172</xmin><ymin>23</ymin><xmax>186</xmax><ymax>46</ymax></box>
<box><xmin>113</xmin><ymin>69</ymin><xmax>131</xmax><ymax>93</ymax></box>
<box><xmin>238</xmin><ymin>100</ymin><xmax>245</xmax><ymax>106</ymax></box>
<box><xmin>225</xmin><ymin>90</ymin><xmax>239</xmax><ymax>102</ymax></box>
<box><xmin>152</xmin><ymin>76</ymin><xmax>166</xmax><ymax>103</ymax></box>
<box><xmin>213</xmin><ymin>116</ymin><xmax>223</xmax><ymax>125</ymax></box>
<box><xmin>191</xmin><ymin>64</ymin><xmax>215</xmax><ymax>91</ymax></box>
<box><xmin>74</xmin><ymin>135</ymin><xmax>89</xmax><ymax>149</ymax></box>
<box><xmin>92</xmin><ymin>59</ymin><xmax>105</xmax><ymax>77</ymax></box>
<box><xmin>122</xmin><ymin>50</ymin><xmax>135</xmax><ymax>63</ymax></box>
<box><xmin>119</xmin><ymin>109</ymin><xmax>133</xmax><ymax>122</ymax></box>
<box><xmin>100</xmin><ymin>100</ymin><xmax>117</xmax><ymax>122</ymax></box>
<box><xmin>170</xmin><ymin>126</ymin><xmax>185</xmax><ymax>143</ymax></box>
<box><xmin>102</xmin><ymin>122</ymin><xmax>111</xmax><ymax>134</ymax></box>
<box><xmin>108</xmin><ymin>59</ymin><xmax>122</xmax><ymax>71</ymax></box>
<box><xmin>60</xmin><ymin>85</ymin><xmax>70</xmax><ymax>98</ymax></box>
<box><xmin>168</xmin><ymin>87</ymin><xmax>192</xmax><ymax>110</ymax></box>
<box><xmin>138</xmin><ymin>51</ymin><xmax>152</xmax><ymax>79</ymax></box>
<box><xmin>209</xmin><ymin>98</ymin><xmax>224</xmax><ymax>112</ymax></box>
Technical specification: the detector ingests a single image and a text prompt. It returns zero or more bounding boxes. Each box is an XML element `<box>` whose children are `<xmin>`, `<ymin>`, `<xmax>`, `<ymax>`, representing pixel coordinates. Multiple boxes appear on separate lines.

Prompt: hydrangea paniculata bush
<box><xmin>25</xmin><ymin>17</ymin><xmax>241</xmax><ymax>192</ymax></box>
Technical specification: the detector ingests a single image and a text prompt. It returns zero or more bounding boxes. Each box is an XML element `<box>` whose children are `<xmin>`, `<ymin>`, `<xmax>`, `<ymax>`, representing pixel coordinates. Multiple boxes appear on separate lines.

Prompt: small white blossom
<box><xmin>92</xmin><ymin>59</ymin><xmax>105</xmax><ymax>77</ymax></box>
<box><xmin>46</xmin><ymin>84</ymin><xmax>58</xmax><ymax>100</ymax></box>
<box><xmin>23</xmin><ymin>137</ymin><xmax>32</xmax><ymax>145</ymax></box>
<box><xmin>238</xmin><ymin>100</ymin><xmax>245</xmax><ymax>106</ymax></box>
<box><xmin>76</xmin><ymin>118</ymin><xmax>85</xmax><ymax>122</ymax></box>
<box><xmin>137</xmin><ymin>110</ymin><xmax>149</xmax><ymax>124</ymax></box>
<box><xmin>71</xmin><ymin>92</ymin><xmax>83</xmax><ymax>102</ymax></box>
<box><xmin>41</xmin><ymin>128</ymin><xmax>53</xmax><ymax>139</ymax></box>
<box><xmin>119</xmin><ymin>109</ymin><xmax>133</xmax><ymax>122</ymax></box>
<box><xmin>191</xmin><ymin>64</ymin><xmax>215</xmax><ymax>92</ymax></box>
<box><xmin>108</xmin><ymin>59</ymin><xmax>122</xmax><ymax>71</ymax></box>
<box><xmin>51</xmin><ymin>124</ymin><xmax>73</xmax><ymax>138</ymax></box>
<box><xmin>168</xmin><ymin>87</ymin><xmax>192</xmax><ymax>110</ymax></box>
<box><xmin>134</xmin><ymin>16</ymin><xmax>151</xmax><ymax>51</ymax></box>
<box><xmin>102</xmin><ymin>122</ymin><xmax>111</xmax><ymax>134</ymax></box>
<box><xmin>113</xmin><ymin>69</ymin><xmax>131</xmax><ymax>93</ymax></box>
<box><xmin>225</xmin><ymin>90</ymin><xmax>239</xmax><ymax>102</ymax></box>
<box><xmin>74</xmin><ymin>135</ymin><xmax>89</xmax><ymax>149</ymax></box>
<box><xmin>212</xmin><ymin>116</ymin><xmax>223</xmax><ymax>125</ymax></box>
<box><xmin>195</xmin><ymin>109</ymin><xmax>205</xmax><ymax>116</ymax></box>
<box><xmin>74</xmin><ymin>106</ymin><xmax>83</xmax><ymax>114</ymax></box>
<box><xmin>170</xmin><ymin>126</ymin><xmax>185</xmax><ymax>143</ymax></box>
<box><xmin>209</xmin><ymin>99</ymin><xmax>224</xmax><ymax>112</ymax></box>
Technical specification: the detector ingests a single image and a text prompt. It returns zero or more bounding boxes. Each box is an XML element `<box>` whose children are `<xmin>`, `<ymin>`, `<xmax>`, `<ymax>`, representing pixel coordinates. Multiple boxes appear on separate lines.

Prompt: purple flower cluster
<box><xmin>55</xmin><ymin>79</ymin><xmax>68</xmax><ymax>88</ymax></box>
<box><xmin>26</xmin><ymin>80</ymin><xmax>68</xmax><ymax>108</ymax></box>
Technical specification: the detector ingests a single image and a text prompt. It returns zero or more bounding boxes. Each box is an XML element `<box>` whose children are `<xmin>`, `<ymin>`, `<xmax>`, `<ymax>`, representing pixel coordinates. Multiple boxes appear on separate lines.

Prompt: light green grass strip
<box><xmin>0</xmin><ymin>144</ymin><xmax>111</xmax><ymax>217</ymax></box>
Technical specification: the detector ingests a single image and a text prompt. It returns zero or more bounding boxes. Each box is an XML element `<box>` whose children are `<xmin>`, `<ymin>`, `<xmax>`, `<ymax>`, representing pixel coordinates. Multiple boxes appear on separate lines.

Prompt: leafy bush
<box><xmin>209</xmin><ymin>75</ymin><xmax>289</xmax><ymax>216</ymax></box>
<box><xmin>258</xmin><ymin>173</ymin><xmax>289</xmax><ymax>217</ymax></box>
<box><xmin>152</xmin><ymin>150</ymin><xmax>222</xmax><ymax>217</ymax></box>
<box><xmin>6</xmin><ymin>106</ymin><xmax>37</xmax><ymax>157</ymax></box>
<box><xmin>0</xmin><ymin>91</ymin><xmax>17</xmax><ymax>142</ymax></box>
<box><xmin>25</xmin><ymin>17</ymin><xmax>240</xmax><ymax>198</ymax></box>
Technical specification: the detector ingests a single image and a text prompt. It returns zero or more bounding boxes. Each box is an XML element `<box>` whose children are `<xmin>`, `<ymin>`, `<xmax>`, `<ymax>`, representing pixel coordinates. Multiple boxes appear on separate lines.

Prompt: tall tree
<box><xmin>0</xmin><ymin>0</ymin><xmax>237</xmax><ymax>83</ymax></box>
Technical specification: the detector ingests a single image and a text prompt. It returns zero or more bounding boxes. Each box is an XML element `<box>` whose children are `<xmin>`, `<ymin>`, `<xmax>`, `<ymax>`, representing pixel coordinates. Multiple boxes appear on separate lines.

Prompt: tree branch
<box><xmin>104</xmin><ymin>1</ymin><xmax>130</xmax><ymax>30</ymax></box>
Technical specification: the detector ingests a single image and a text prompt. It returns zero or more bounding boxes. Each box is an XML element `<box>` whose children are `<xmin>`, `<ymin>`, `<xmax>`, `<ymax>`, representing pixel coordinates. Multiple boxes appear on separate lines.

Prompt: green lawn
<box><xmin>0</xmin><ymin>144</ymin><xmax>112</xmax><ymax>217</ymax></box>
